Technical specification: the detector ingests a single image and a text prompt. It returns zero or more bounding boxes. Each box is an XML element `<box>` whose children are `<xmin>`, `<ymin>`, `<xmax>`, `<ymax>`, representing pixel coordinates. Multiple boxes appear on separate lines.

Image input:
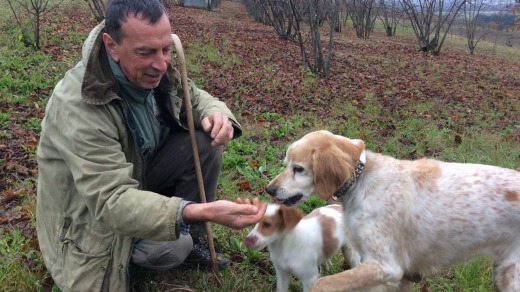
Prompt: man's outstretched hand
<box><xmin>182</xmin><ymin>197</ymin><xmax>267</xmax><ymax>229</ymax></box>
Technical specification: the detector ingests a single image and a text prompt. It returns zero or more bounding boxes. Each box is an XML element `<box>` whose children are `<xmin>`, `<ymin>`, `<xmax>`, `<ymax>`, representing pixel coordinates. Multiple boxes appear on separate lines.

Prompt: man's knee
<box><xmin>131</xmin><ymin>235</ymin><xmax>193</xmax><ymax>271</ymax></box>
<box><xmin>195</xmin><ymin>131</ymin><xmax>223</xmax><ymax>162</ymax></box>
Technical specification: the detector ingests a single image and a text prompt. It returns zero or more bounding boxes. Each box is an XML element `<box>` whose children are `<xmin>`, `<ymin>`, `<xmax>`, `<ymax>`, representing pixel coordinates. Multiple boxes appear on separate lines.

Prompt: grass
<box><xmin>185</xmin><ymin>39</ymin><xmax>241</xmax><ymax>76</ymax></box>
<box><xmin>0</xmin><ymin>229</ymin><xmax>41</xmax><ymax>291</ymax></box>
<box><xmin>0</xmin><ymin>0</ymin><xmax>519</xmax><ymax>291</ymax></box>
<box><xmin>420</xmin><ymin>258</ymin><xmax>494</xmax><ymax>291</ymax></box>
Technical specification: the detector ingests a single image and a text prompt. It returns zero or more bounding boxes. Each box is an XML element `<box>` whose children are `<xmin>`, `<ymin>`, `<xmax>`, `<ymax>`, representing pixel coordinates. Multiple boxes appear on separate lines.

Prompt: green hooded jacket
<box><xmin>36</xmin><ymin>21</ymin><xmax>241</xmax><ymax>292</ymax></box>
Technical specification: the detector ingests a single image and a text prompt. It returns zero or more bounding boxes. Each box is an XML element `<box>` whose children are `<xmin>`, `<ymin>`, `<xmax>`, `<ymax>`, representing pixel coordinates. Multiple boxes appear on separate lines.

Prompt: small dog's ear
<box><xmin>279</xmin><ymin>206</ymin><xmax>303</xmax><ymax>229</ymax></box>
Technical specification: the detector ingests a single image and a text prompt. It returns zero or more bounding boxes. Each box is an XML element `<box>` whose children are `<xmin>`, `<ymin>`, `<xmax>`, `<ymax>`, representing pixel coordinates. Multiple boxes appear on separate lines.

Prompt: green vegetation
<box><xmin>0</xmin><ymin>227</ymin><xmax>44</xmax><ymax>291</ymax></box>
<box><xmin>185</xmin><ymin>40</ymin><xmax>241</xmax><ymax>74</ymax></box>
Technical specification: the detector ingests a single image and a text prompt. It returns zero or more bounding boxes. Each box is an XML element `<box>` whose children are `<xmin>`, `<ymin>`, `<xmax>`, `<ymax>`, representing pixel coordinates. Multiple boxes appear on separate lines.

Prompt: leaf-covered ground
<box><xmin>0</xmin><ymin>0</ymin><xmax>519</xmax><ymax>289</ymax></box>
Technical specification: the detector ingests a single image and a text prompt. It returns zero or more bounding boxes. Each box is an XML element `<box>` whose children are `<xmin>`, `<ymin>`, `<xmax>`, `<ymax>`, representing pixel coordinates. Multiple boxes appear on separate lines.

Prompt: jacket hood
<box><xmin>80</xmin><ymin>21</ymin><xmax>180</xmax><ymax>105</ymax></box>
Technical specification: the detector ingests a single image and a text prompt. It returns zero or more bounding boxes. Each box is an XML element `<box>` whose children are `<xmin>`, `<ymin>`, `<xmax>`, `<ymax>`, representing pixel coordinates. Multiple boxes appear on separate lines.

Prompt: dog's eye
<box><xmin>262</xmin><ymin>222</ymin><xmax>271</xmax><ymax>228</ymax></box>
<box><xmin>293</xmin><ymin>165</ymin><xmax>304</xmax><ymax>173</ymax></box>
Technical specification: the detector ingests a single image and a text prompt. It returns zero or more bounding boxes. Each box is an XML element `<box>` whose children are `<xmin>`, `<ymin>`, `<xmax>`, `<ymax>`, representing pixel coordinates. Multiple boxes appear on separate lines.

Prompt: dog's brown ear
<box><xmin>279</xmin><ymin>206</ymin><xmax>303</xmax><ymax>229</ymax></box>
<box><xmin>313</xmin><ymin>137</ymin><xmax>364</xmax><ymax>200</ymax></box>
<box><xmin>313</xmin><ymin>147</ymin><xmax>353</xmax><ymax>200</ymax></box>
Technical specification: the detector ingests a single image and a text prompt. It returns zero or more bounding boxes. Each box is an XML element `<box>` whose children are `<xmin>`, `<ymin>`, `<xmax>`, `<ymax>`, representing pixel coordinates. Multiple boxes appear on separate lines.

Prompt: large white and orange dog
<box><xmin>244</xmin><ymin>204</ymin><xmax>360</xmax><ymax>292</ymax></box>
<box><xmin>265</xmin><ymin>130</ymin><xmax>520</xmax><ymax>291</ymax></box>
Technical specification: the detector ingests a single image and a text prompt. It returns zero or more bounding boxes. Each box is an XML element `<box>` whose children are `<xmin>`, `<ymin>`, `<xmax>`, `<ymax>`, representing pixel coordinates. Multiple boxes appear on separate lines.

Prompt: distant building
<box><xmin>179</xmin><ymin>0</ymin><xmax>212</xmax><ymax>10</ymax></box>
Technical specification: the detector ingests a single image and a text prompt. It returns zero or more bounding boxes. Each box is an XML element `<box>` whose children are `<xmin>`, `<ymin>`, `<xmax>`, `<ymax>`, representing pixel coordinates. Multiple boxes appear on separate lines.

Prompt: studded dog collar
<box><xmin>332</xmin><ymin>150</ymin><xmax>366</xmax><ymax>199</ymax></box>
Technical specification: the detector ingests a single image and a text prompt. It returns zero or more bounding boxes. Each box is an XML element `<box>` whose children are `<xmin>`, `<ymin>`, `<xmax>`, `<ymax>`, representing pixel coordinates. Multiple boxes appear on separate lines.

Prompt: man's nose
<box><xmin>152</xmin><ymin>52</ymin><xmax>169</xmax><ymax>72</ymax></box>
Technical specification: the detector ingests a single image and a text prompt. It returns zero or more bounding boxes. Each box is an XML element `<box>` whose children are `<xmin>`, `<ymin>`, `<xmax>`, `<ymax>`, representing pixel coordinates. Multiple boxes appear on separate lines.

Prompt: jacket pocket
<box><xmin>57</xmin><ymin>217</ymin><xmax>113</xmax><ymax>292</ymax></box>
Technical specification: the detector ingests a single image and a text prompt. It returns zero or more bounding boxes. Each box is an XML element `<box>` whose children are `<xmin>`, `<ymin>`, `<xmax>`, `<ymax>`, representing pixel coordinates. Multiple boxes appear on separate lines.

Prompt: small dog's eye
<box><xmin>293</xmin><ymin>166</ymin><xmax>304</xmax><ymax>173</ymax></box>
<box><xmin>262</xmin><ymin>222</ymin><xmax>271</xmax><ymax>228</ymax></box>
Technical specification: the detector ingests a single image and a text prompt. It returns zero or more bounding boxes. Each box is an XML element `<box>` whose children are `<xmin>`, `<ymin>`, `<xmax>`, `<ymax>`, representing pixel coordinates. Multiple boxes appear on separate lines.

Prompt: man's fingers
<box><xmin>201</xmin><ymin>117</ymin><xmax>212</xmax><ymax>133</ymax></box>
<box><xmin>257</xmin><ymin>201</ymin><xmax>267</xmax><ymax>216</ymax></box>
<box><xmin>241</xmin><ymin>200</ymin><xmax>267</xmax><ymax>217</ymax></box>
<box><xmin>234</xmin><ymin>197</ymin><xmax>266</xmax><ymax>216</ymax></box>
<box><xmin>235</xmin><ymin>197</ymin><xmax>250</xmax><ymax>205</ymax></box>
<box><xmin>211</xmin><ymin>117</ymin><xmax>233</xmax><ymax>146</ymax></box>
<box><xmin>226</xmin><ymin>198</ymin><xmax>268</xmax><ymax>229</ymax></box>
<box><xmin>210</xmin><ymin>115</ymin><xmax>224</xmax><ymax>139</ymax></box>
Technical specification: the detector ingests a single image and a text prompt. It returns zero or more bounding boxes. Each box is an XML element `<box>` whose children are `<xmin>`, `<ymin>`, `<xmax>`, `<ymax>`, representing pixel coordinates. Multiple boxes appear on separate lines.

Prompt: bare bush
<box><xmin>242</xmin><ymin>0</ymin><xmax>271</xmax><ymax>24</ymax></box>
<box><xmin>463</xmin><ymin>0</ymin><xmax>492</xmax><ymax>54</ymax></box>
<box><xmin>6</xmin><ymin>0</ymin><xmax>63</xmax><ymax>49</ymax></box>
<box><xmin>379</xmin><ymin>0</ymin><xmax>402</xmax><ymax>36</ymax></box>
<box><xmin>400</xmin><ymin>0</ymin><xmax>467</xmax><ymax>55</ymax></box>
<box><xmin>245</xmin><ymin>0</ymin><xmax>341</xmax><ymax>76</ymax></box>
<box><xmin>290</xmin><ymin>0</ymin><xmax>340</xmax><ymax>75</ymax></box>
<box><xmin>347</xmin><ymin>0</ymin><xmax>379</xmax><ymax>39</ymax></box>
<box><xmin>161</xmin><ymin>0</ymin><xmax>178</xmax><ymax>8</ymax></box>
<box><xmin>84</xmin><ymin>0</ymin><xmax>105</xmax><ymax>20</ymax></box>
<box><xmin>259</xmin><ymin>0</ymin><xmax>298</xmax><ymax>39</ymax></box>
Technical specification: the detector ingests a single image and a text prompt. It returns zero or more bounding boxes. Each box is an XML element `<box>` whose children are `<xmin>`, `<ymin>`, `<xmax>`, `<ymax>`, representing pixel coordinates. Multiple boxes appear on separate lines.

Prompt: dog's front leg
<box><xmin>310</xmin><ymin>261</ymin><xmax>387</xmax><ymax>292</ymax></box>
<box><xmin>341</xmin><ymin>244</ymin><xmax>361</xmax><ymax>269</ymax></box>
<box><xmin>397</xmin><ymin>279</ymin><xmax>415</xmax><ymax>292</ymax></box>
<box><xmin>274</xmin><ymin>266</ymin><xmax>291</xmax><ymax>292</ymax></box>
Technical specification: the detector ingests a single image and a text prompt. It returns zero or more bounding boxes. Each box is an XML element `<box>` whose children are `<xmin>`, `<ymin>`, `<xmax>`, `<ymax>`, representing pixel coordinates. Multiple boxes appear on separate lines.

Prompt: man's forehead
<box><xmin>120</xmin><ymin>13</ymin><xmax>172</xmax><ymax>44</ymax></box>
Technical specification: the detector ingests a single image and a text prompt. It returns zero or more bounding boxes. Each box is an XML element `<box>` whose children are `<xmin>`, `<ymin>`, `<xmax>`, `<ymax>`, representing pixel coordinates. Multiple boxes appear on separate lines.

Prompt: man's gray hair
<box><xmin>105</xmin><ymin>0</ymin><xmax>167</xmax><ymax>44</ymax></box>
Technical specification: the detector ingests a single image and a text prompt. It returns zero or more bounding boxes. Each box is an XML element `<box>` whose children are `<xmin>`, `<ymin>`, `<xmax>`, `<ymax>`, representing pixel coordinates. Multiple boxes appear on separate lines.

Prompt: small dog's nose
<box><xmin>244</xmin><ymin>236</ymin><xmax>257</xmax><ymax>248</ymax></box>
<box><xmin>265</xmin><ymin>185</ymin><xmax>275</xmax><ymax>196</ymax></box>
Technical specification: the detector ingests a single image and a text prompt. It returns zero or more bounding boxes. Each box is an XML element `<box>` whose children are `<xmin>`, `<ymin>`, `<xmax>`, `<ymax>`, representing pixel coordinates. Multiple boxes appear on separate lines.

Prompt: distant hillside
<box><xmin>477</xmin><ymin>13</ymin><xmax>518</xmax><ymax>26</ymax></box>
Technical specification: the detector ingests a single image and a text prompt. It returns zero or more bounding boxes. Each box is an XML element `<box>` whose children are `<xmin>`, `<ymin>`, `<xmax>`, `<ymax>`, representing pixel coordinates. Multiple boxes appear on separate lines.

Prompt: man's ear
<box><xmin>102</xmin><ymin>33</ymin><xmax>119</xmax><ymax>62</ymax></box>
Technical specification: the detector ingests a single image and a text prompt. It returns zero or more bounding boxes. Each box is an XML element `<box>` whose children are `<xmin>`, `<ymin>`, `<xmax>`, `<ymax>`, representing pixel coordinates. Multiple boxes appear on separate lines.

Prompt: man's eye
<box><xmin>163</xmin><ymin>47</ymin><xmax>172</xmax><ymax>54</ymax></box>
<box><xmin>293</xmin><ymin>166</ymin><xmax>304</xmax><ymax>173</ymax></box>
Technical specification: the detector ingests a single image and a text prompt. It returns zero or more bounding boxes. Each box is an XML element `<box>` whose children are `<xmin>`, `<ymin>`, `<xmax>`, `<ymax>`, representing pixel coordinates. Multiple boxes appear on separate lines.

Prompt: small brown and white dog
<box><xmin>244</xmin><ymin>203</ymin><xmax>360</xmax><ymax>292</ymax></box>
<box><xmin>265</xmin><ymin>130</ymin><xmax>520</xmax><ymax>291</ymax></box>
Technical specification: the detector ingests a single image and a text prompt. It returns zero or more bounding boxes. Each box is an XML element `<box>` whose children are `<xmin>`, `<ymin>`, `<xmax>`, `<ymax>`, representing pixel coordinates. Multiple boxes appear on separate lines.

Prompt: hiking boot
<box><xmin>182</xmin><ymin>237</ymin><xmax>230</xmax><ymax>271</ymax></box>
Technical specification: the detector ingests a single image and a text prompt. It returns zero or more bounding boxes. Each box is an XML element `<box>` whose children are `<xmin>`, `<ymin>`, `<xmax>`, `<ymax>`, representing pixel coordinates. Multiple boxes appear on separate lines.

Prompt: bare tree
<box><xmin>400</xmin><ymin>0</ymin><xmax>467</xmax><ymax>55</ymax></box>
<box><xmin>379</xmin><ymin>0</ymin><xmax>402</xmax><ymax>36</ymax></box>
<box><xmin>289</xmin><ymin>0</ymin><xmax>339</xmax><ymax>75</ymax></box>
<box><xmin>488</xmin><ymin>21</ymin><xmax>503</xmax><ymax>54</ymax></box>
<box><xmin>463</xmin><ymin>0</ymin><xmax>491</xmax><ymax>54</ymax></box>
<box><xmin>242</xmin><ymin>0</ymin><xmax>272</xmax><ymax>25</ymax></box>
<box><xmin>347</xmin><ymin>0</ymin><xmax>379</xmax><ymax>38</ymax></box>
<box><xmin>6</xmin><ymin>0</ymin><xmax>63</xmax><ymax>49</ymax></box>
<box><xmin>261</xmin><ymin>0</ymin><xmax>298</xmax><ymax>39</ymax></box>
<box><xmin>208</xmin><ymin>0</ymin><xmax>221</xmax><ymax>10</ymax></box>
<box><xmin>245</xmin><ymin>0</ymin><xmax>340</xmax><ymax>76</ymax></box>
<box><xmin>84</xmin><ymin>0</ymin><xmax>105</xmax><ymax>20</ymax></box>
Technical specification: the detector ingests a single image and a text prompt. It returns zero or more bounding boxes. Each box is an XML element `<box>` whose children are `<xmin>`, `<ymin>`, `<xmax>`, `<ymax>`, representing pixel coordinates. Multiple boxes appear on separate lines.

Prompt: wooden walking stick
<box><xmin>171</xmin><ymin>34</ymin><xmax>222</xmax><ymax>281</ymax></box>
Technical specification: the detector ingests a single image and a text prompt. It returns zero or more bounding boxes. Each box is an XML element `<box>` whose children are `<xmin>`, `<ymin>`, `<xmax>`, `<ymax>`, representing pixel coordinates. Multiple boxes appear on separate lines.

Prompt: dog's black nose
<box><xmin>265</xmin><ymin>185</ymin><xmax>275</xmax><ymax>196</ymax></box>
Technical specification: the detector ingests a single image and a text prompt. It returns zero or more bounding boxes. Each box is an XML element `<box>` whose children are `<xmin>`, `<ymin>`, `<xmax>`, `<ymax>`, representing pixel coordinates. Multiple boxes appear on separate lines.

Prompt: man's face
<box><xmin>104</xmin><ymin>13</ymin><xmax>172</xmax><ymax>90</ymax></box>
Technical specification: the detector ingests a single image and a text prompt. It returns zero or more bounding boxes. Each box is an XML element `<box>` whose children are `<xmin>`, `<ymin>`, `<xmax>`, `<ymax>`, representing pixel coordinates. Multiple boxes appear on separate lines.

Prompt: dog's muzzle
<box><xmin>271</xmin><ymin>194</ymin><xmax>303</xmax><ymax>206</ymax></box>
<box><xmin>265</xmin><ymin>186</ymin><xmax>304</xmax><ymax>206</ymax></box>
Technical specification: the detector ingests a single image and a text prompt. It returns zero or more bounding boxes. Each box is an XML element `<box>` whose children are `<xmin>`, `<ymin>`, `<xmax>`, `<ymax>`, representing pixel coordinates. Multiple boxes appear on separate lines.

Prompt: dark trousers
<box><xmin>146</xmin><ymin>129</ymin><xmax>223</xmax><ymax>237</ymax></box>
<box><xmin>131</xmin><ymin>129</ymin><xmax>223</xmax><ymax>270</ymax></box>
